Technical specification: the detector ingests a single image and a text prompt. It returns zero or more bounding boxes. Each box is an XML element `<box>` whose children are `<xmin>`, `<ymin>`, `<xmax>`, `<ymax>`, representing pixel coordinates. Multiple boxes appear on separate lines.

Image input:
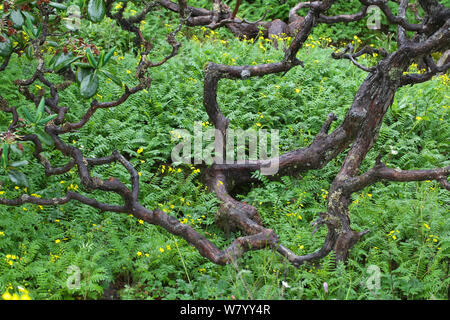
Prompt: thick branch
<box><xmin>344</xmin><ymin>162</ymin><xmax>450</xmax><ymax>194</ymax></box>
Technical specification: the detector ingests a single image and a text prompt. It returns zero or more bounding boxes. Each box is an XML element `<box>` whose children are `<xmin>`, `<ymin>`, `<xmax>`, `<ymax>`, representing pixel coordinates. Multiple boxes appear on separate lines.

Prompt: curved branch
<box><xmin>57</xmin><ymin>84</ymin><xmax>146</xmax><ymax>133</ymax></box>
<box><xmin>317</xmin><ymin>5</ymin><xmax>369</xmax><ymax>24</ymax></box>
<box><xmin>332</xmin><ymin>44</ymin><xmax>377</xmax><ymax>72</ymax></box>
<box><xmin>0</xmin><ymin>55</ymin><xmax>10</xmax><ymax>72</ymax></box>
<box><xmin>397</xmin><ymin>0</ymin><xmax>410</xmax><ymax>46</ymax></box>
<box><xmin>401</xmin><ymin>56</ymin><xmax>450</xmax><ymax>86</ymax></box>
<box><xmin>0</xmin><ymin>191</ymin><xmax>126</xmax><ymax>213</ymax></box>
<box><xmin>343</xmin><ymin>160</ymin><xmax>450</xmax><ymax>194</ymax></box>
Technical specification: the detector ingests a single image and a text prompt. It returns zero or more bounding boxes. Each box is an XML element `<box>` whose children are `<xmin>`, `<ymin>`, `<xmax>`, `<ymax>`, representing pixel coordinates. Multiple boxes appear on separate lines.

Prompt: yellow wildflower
<box><xmin>2</xmin><ymin>291</ymin><xmax>12</xmax><ymax>300</ymax></box>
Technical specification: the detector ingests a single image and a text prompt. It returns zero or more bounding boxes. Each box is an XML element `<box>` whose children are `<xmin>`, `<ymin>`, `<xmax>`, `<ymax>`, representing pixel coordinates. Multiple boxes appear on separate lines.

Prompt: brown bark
<box><xmin>0</xmin><ymin>0</ymin><xmax>449</xmax><ymax>269</ymax></box>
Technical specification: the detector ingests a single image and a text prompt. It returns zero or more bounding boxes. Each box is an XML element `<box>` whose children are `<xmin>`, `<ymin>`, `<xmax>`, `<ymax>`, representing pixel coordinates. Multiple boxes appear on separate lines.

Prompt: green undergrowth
<box><xmin>0</xmin><ymin>7</ymin><xmax>449</xmax><ymax>300</ymax></box>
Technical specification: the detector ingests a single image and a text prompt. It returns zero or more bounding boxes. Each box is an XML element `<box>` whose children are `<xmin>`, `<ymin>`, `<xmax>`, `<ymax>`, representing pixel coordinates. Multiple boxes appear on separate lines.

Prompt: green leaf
<box><xmin>13</xmin><ymin>0</ymin><xmax>34</xmax><ymax>8</ymax></box>
<box><xmin>53</xmin><ymin>52</ymin><xmax>81</xmax><ymax>72</ymax></box>
<box><xmin>0</xmin><ymin>36</ymin><xmax>12</xmax><ymax>58</ymax></box>
<box><xmin>37</xmin><ymin>114</ymin><xmax>58</xmax><ymax>126</ymax></box>
<box><xmin>35</xmin><ymin>127</ymin><xmax>54</xmax><ymax>146</ymax></box>
<box><xmin>23</xmin><ymin>14</ymin><xmax>36</xmax><ymax>39</ymax></box>
<box><xmin>56</xmin><ymin>56</ymin><xmax>81</xmax><ymax>72</ymax></box>
<box><xmin>1</xmin><ymin>144</ymin><xmax>9</xmax><ymax>169</ymax></box>
<box><xmin>20</xmin><ymin>106</ymin><xmax>35</xmax><ymax>123</ymax></box>
<box><xmin>35</xmin><ymin>97</ymin><xmax>46</xmax><ymax>123</ymax></box>
<box><xmin>49</xmin><ymin>2</ymin><xmax>68</xmax><ymax>10</ymax></box>
<box><xmin>102</xmin><ymin>47</ymin><xmax>116</xmax><ymax>66</ymax></box>
<box><xmin>88</xmin><ymin>0</ymin><xmax>106</xmax><ymax>23</ymax></box>
<box><xmin>86</xmin><ymin>48</ymin><xmax>98</xmax><ymax>68</ymax></box>
<box><xmin>21</xmin><ymin>11</ymin><xmax>35</xmax><ymax>24</ymax></box>
<box><xmin>80</xmin><ymin>73</ymin><xmax>99</xmax><ymax>99</ymax></box>
<box><xmin>97</xmin><ymin>51</ymin><xmax>105</xmax><ymax>68</ymax></box>
<box><xmin>9</xmin><ymin>160</ymin><xmax>28</xmax><ymax>168</ymax></box>
<box><xmin>10</xmin><ymin>10</ymin><xmax>25</xmax><ymax>27</ymax></box>
<box><xmin>76</xmin><ymin>66</ymin><xmax>94</xmax><ymax>83</ymax></box>
<box><xmin>99</xmin><ymin>70</ymin><xmax>122</xmax><ymax>87</ymax></box>
<box><xmin>48</xmin><ymin>52</ymin><xmax>59</xmax><ymax>68</ymax></box>
<box><xmin>46</xmin><ymin>41</ymin><xmax>59</xmax><ymax>47</ymax></box>
<box><xmin>8</xmin><ymin>169</ymin><xmax>29</xmax><ymax>187</ymax></box>
<box><xmin>22</xmin><ymin>25</ymin><xmax>35</xmax><ymax>39</ymax></box>
<box><xmin>25</xmin><ymin>45</ymin><xmax>34</xmax><ymax>60</ymax></box>
<box><xmin>37</xmin><ymin>114</ymin><xmax>58</xmax><ymax>125</ymax></box>
<box><xmin>35</xmin><ymin>23</ymin><xmax>43</xmax><ymax>38</ymax></box>
<box><xmin>10</xmin><ymin>144</ymin><xmax>23</xmax><ymax>156</ymax></box>
<box><xmin>74</xmin><ymin>62</ymin><xmax>93</xmax><ymax>69</ymax></box>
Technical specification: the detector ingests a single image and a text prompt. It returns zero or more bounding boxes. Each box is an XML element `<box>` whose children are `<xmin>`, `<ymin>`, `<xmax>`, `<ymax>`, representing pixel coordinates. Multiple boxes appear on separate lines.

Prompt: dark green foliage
<box><xmin>0</xmin><ymin>1</ymin><xmax>448</xmax><ymax>300</ymax></box>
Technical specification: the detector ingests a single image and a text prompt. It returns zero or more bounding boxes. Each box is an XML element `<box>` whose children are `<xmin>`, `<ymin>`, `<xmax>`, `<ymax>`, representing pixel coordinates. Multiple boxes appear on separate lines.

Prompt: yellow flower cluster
<box><xmin>426</xmin><ymin>234</ymin><xmax>439</xmax><ymax>243</ymax></box>
<box><xmin>269</xmin><ymin>33</ymin><xmax>292</xmax><ymax>42</ymax></box>
<box><xmin>352</xmin><ymin>35</ymin><xmax>362</xmax><ymax>46</ymax></box>
<box><xmin>2</xmin><ymin>286</ymin><xmax>31</xmax><ymax>300</ymax></box>
<box><xmin>351</xmin><ymin>192</ymin><xmax>373</xmax><ymax>205</ymax></box>
<box><xmin>49</xmin><ymin>253</ymin><xmax>60</xmax><ymax>263</ymax></box>
<box><xmin>67</xmin><ymin>184</ymin><xmax>78</xmax><ymax>191</ymax></box>
<box><xmin>136</xmin><ymin>251</ymin><xmax>150</xmax><ymax>257</ymax></box>
<box><xmin>5</xmin><ymin>254</ymin><xmax>19</xmax><ymax>266</ymax></box>
<box><xmin>155</xmin><ymin>245</ymin><xmax>172</xmax><ymax>254</ymax></box>
<box><xmin>286</xmin><ymin>212</ymin><xmax>302</xmax><ymax>220</ymax></box>
<box><xmin>179</xmin><ymin>214</ymin><xmax>206</xmax><ymax>226</ymax></box>
<box><xmin>403</xmin><ymin>63</ymin><xmax>428</xmax><ymax>76</ymax></box>
<box><xmin>387</xmin><ymin>229</ymin><xmax>400</xmax><ymax>240</ymax></box>
<box><xmin>439</xmin><ymin>73</ymin><xmax>449</xmax><ymax>86</ymax></box>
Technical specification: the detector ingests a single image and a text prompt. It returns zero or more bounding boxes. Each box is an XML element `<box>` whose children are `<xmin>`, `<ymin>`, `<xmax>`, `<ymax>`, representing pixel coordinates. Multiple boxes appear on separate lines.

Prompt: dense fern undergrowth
<box><xmin>0</xmin><ymin>2</ymin><xmax>449</xmax><ymax>300</ymax></box>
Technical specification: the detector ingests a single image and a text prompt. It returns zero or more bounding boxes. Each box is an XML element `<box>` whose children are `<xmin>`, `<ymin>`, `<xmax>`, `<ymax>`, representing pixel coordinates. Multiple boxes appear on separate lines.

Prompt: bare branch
<box><xmin>397</xmin><ymin>0</ymin><xmax>410</xmax><ymax>46</ymax></box>
<box><xmin>318</xmin><ymin>5</ymin><xmax>369</xmax><ymax>24</ymax></box>
<box><xmin>332</xmin><ymin>44</ymin><xmax>378</xmax><ymax>72</ymax></box>
<box><xmin>401</xmin><ymin>56</ymin><xmax>450</xmax><ymax>86</ymax></box>
<box><xmin>343</xmin><ymin>161</ymin><xmax>450</xmax><ymax>194</ymax></box>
